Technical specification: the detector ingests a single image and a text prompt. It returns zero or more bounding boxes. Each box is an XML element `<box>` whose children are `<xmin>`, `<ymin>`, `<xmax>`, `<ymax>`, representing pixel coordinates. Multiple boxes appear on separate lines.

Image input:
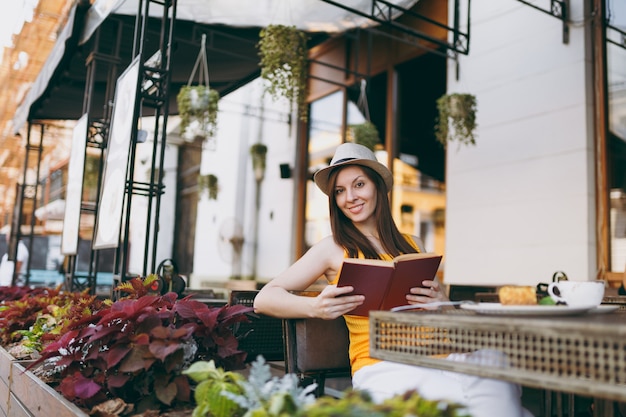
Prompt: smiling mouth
<box><xmin>348</xmin><ymin>203</ymin><xmax>364</xmax><ymax>213</ymax></box>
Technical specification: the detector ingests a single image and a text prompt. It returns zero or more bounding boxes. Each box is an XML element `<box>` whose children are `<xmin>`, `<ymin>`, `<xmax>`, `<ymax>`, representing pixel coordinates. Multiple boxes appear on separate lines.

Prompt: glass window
<box><xmin>306</xmin><ymin>90</ymin><xmax>344</xmax><ymax>249</ymax></box>
<box><xmin>607</xmin><ymin>2</ymin><xmax>626</xmax><ymax>272</ymax></box>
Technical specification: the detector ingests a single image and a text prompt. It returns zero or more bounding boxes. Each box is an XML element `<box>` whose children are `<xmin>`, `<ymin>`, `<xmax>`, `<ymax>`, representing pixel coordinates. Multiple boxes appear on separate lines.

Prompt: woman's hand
<box><xmin>406</xmin><ymin>279</ymin><xmax>448</xmax><ymax>304</ymax></box>
<box><xmin>312</xmin><ymin>285</ymin><xmax>364</xmax><ymax>319</ymax></box>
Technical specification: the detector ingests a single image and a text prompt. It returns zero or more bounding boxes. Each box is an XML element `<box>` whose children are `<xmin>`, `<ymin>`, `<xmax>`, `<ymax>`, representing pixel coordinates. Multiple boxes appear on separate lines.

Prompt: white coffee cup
<box><xmin>547</xmin><ymin>280</ymin><xmax>605</xmax><ymax>308</ymax></box>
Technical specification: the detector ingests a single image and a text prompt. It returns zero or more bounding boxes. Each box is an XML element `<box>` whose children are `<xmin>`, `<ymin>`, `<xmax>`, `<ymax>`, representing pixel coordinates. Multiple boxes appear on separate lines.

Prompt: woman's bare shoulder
<box><xmin>304</xmin><ymin>235</ymin><xmax>345</xmax><ymax>270</ymax></box>
<box><xmin>308</xmin><ymin>235</ymin><xmax>344</xmax><ymax>257</ymax></box>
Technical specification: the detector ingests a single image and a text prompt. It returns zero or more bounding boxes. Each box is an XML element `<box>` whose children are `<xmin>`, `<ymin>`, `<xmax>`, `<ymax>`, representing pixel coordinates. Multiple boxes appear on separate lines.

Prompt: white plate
<box><xmin>588</xmin><ymin>305</ymin><xmax>620</xmax><ymax>314</ymax></box>
<box><xmin>460</xmin><ymin>302</ymin><xmax>592</xmax><ymax>316</ymax></box>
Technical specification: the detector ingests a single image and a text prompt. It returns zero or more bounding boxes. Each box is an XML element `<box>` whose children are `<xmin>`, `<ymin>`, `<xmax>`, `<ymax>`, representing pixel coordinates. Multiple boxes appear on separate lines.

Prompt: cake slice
<box><xmin>498</xmin><ymin>285</ymin><xmax>537</xmax><ymax>305</ymax></box>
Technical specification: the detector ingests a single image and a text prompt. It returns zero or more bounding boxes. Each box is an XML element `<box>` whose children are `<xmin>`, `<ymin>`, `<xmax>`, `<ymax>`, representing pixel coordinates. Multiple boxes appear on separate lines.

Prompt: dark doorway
<box><xmin>396</xmin><ymin>53</ymin><xmax>447</xmax><ymax>182</ymax></box>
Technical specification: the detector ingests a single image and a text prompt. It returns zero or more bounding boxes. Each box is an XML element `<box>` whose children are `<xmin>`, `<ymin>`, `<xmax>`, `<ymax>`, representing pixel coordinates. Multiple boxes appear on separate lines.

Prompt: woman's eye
<box><xmin>334</xmin><ymin>188</ymin><xmax>344</xmax><ymax>195</ymax></box>
<box><xmin>355</xmin><ymin>181</ymin><xmax>364</xmax><ymax>188</ymax></box>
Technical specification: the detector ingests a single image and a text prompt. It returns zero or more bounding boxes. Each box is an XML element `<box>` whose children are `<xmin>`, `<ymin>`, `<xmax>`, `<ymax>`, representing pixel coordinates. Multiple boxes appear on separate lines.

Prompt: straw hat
<box><xmin>313</xmin><ymin>143</ymin><xmax>393</xmax><ymax>196</ymax></box>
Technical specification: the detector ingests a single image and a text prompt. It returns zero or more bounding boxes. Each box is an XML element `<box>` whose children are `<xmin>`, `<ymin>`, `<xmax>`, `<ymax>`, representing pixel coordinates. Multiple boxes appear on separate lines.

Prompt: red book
<box><xmin>337</xmin><ymin>253</ymin><xmax>443</xmax><ymax>316</ymax></box>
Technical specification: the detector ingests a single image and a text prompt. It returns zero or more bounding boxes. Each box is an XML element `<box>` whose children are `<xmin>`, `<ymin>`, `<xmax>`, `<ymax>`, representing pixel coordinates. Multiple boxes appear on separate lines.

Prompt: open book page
<box><xmin>392</xmin><ymin>252</ymin><xmax>442</xmax><ymax>262</ymax></box>
<box><xmin>344</xmin><ymin>252</ymin><xmax>437</xmax><ymax>266</ymax></box>
<box><xmin>341</xmin><ymin>258</ymin><xmax>393</xmax><ymax>267</ymax></box>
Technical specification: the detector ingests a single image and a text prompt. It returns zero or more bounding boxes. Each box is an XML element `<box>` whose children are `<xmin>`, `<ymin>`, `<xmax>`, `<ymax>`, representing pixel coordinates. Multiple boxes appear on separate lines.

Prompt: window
<box><xmin>607</xmin><ymin>2</ymin><xmax>626</xmax><ymax>273</ymax></box>
<box><xmin>306</xmin><ymin>90</ymin><xmax>344</xmax><ymax>250</ymax></box>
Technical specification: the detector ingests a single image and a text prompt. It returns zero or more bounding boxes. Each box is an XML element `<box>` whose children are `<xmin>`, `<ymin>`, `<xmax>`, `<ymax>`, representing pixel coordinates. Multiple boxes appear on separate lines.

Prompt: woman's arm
<box><xmin>254</xmin><ymin>236</ymin><xmax>364</xmax><ymax>319</ymax></box>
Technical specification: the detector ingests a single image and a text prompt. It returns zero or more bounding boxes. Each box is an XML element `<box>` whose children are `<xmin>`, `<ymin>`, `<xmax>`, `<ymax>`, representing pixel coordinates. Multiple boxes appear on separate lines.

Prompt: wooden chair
<box><xmin>282</xmin><ymin>315</ymin><xmax>352</xmax><ymax>397</ymax></box>
<box><xmin>230</xmin><ymin>289</ymin><xmax>352</xmax><ymax>396</ymax></box>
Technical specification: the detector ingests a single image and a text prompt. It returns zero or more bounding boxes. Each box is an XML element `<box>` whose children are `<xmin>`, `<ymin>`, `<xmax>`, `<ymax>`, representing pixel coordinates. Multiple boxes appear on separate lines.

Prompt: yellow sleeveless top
<box><xmin>329</xmin><ymin>236</ymin><xmax>419</xmax><ymax>375</ymax></box>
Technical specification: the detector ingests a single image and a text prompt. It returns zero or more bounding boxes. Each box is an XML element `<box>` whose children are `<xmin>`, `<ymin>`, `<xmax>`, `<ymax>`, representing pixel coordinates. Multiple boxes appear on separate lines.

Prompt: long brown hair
<box><xmin>327</xmin><ymin>165</ymin><xmax>418</xmax><ymax>259</ymax></box>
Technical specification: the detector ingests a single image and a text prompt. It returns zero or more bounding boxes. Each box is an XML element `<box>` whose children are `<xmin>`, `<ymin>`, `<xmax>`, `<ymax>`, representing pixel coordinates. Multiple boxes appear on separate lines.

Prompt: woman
<box><xmin>254</xmin><ymin>143</ymin><xmax>531</xmax><ymax>417</ymax></box>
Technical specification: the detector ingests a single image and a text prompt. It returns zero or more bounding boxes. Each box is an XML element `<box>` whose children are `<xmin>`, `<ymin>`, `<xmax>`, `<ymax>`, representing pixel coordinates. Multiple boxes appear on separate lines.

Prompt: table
<box><xmin>369</xmin><ymin>309</ymin><xmax>626</xmax><ymax>414</ymax></box>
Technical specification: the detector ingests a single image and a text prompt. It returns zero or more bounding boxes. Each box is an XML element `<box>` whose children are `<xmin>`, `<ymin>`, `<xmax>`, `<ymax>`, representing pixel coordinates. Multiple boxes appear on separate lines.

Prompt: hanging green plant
<box><xmin>198</xmin><ymin>173</ymin><xmax>219</xmax><ymax>200</ymax></box>
<box><xmin>249</xmin><ymin>143</ymin><xmax>268</xmax><ymax>181</ymax></box>
<box><xmin>434</xmin><ymin>93</ymin><xmax>477</xmax><ymax>148</ymax></box>
<box><xmin>257</xmin><ymin>24</ymin><xmax>308</xmax><ymax>121</ymax></box>
<box><xmin>177</xmin><ymin>85</ymin><xmax>220</xmax><ymax>142</ymax></box>
<box><xmin>83</xmin><ymin>154</ymin><xmax>100</xmax><ymax>189</ymax></box>
<box><xmin>348</xmin><ymin>121</ymin><xmax>380</xmax><ymax>151</ymax></box>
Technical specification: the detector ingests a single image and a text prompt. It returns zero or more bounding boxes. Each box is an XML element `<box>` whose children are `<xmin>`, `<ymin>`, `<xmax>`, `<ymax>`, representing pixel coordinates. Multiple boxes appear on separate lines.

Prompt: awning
<box><xmin>80</xmin><ymin>0</ymin><xmax>128</xmax><ymax>45</ymax></box>
<box><xmin>100</xmin><ymin>0</ymin><xmax>419</xmax><ymax>33</ymax></box>
<box><xmin>12</xmin><ymin>0</ymin><xmax>420</xmax><ymax>133</ymax></box>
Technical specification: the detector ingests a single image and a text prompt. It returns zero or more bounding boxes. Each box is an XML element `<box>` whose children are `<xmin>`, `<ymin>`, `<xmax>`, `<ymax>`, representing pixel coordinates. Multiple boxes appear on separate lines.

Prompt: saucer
<box><xmin>587</xmin><ymin>305</ymin><xmax>620</xmax><ymax>314</ymax></box>
<box><xmin>459</xmin><ymin>303</ymin><xmax>591</xmax><ymax>316</ymax></box>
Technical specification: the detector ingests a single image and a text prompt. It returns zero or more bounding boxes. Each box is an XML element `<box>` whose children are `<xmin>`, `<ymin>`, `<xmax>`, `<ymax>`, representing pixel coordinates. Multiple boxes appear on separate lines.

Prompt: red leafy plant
<box><xmin>30</xmin><ymin>281</ymin><xmax>252</xmax><ymax>413</ymax></box>
<box><xmin>0</xmin><ymin>285</ymin><xmax>49</xmax><ymax>302</ymax></box>
<box><xmin>0</xmin><ymin>286</ymin><xmax>60</xmax><ymax>345</ymax></box>
<box><xmin>0</xmin><ymin>286</ymin><xmax>104</xmax><ymax>356</ymax></box>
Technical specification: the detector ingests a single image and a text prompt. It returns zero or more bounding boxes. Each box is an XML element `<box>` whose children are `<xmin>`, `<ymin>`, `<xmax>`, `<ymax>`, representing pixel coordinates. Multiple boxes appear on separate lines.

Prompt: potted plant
<box><xmin>249</xmin><ymin>143</ymin><xmax>268</xmax><ymax>182</ymax></box>
<box><xmin>257</xmin><ymin>24</ymin><xmax>308</xmax><ymax>121</ymax></box>
<box><xmin>434</xmin><ymin>93</ymin><xmax>477</xmax><ymax>148</ymax></box>
<box><xmin>348</xmin><ymin>121</ymin><xmax>380</xmax><ymax>151</ymax></box>
<box><xmin>177</xmin><ymin>85</ymin><xmax>220</xmax><ymax>142</ymax></box>
<box><xmin>198</xmin><ymin>173</ymin><xmax>219</xmax><ymax>200</ymax></box>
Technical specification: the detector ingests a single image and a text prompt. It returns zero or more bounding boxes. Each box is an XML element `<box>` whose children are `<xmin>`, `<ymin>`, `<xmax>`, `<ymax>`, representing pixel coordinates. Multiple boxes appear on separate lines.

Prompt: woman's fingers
<box><xmin>316</xmin><ymin>285</ymin><xmax>364</xmax><ymax>318</ymax></box>
<box><xmin>406</xmin><ymin>280</ymin><xmax>445</xmax><ymax>303</ymax></box>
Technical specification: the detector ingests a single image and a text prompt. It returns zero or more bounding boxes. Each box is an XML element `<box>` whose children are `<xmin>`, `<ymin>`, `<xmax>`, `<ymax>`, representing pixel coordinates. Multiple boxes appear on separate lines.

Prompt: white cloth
<box><xmin>352</xmin><ymin>351</ymin><xmax>534</xmax><ymax>417</ymax></box>
<box><xmin>0</xmin><ymin>241</ymin><xmax>29</xmax><ymax>286</ymax></box>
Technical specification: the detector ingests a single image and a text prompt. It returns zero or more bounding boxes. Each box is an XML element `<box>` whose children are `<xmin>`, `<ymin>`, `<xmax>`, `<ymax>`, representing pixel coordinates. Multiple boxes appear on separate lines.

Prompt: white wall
<box><xmin>444</xmin><ymin>1</ymin><xmax>597</xmax><ymax>285</ymax></box>
<box><xmin>191</xmin><ymin>78</ymin><xmax>296</xmax><ymax>285</ymax></box>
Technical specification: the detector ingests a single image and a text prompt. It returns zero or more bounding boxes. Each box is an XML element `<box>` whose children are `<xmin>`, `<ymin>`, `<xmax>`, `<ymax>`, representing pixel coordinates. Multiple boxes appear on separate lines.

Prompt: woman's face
<box><xmin>334</xmin><ymin>165</ymin><xmax>378</xmax><ymax>224</ymax></box>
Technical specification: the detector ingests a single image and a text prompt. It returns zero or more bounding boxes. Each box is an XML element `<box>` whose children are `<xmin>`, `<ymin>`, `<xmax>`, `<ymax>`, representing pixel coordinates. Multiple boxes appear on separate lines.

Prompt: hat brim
<box><xmin>313</xmin><ymin>158</ymin><xmax>393</xmax><ymax>196</ymax></box>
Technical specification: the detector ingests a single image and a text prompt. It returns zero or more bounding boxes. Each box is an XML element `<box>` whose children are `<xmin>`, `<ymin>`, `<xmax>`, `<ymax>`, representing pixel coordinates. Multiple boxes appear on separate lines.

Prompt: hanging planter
<box><xmin>348</xmin><ymin>121</ymin><xmax>380</xmax><ymax>151</ymax></box>
<box><xmin>434</xmin><ymin>93</ymin><xmax>477</xmax><ymax>148</ymax></box>
<box><xmin>177</xmin><ymin>34</ymin><xmax>220</xmax><ymax>143</ymax></box>
<box><xmin>249</xmin><ymin>143</ymin><xmax>268</xmax><ymax>182</ymax></box>
<box><xmin>198</xmin><ymin>174</ymin><xmax>219</xmax><ymax>200</ymax></box>
<box><xmin>177</xmin><ymin>85</ymin><xmax>219</xmax><ymax>142</ymax></box>
<box><xmin>257</xmin><ymin>24</ymin><xmax>308</xmax><ymax>121</ymax></box>
<box><xmin>347</xmin><ymin>80</ymin><xmax>380</xmax><ymax>151</ymax></box>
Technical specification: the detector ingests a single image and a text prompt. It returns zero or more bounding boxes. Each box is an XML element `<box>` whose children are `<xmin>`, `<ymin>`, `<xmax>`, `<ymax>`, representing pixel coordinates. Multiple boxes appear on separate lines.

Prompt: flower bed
<box><xmin>0</xmin><ymin>346</ymin><xmax>88</xmax><ymax>417</ymax></box>
<box><xmin>0</xmin><ymin>281</ymin><xmax>251</xmax><ymax>416</ymax></box>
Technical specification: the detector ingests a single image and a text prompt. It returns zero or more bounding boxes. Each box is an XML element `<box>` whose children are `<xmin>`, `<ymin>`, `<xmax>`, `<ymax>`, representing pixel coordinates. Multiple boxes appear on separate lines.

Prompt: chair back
<box><xmin>229</xmin><ymin>290</ymin><xmax>285</xmax><ymax>362</ymax></box>
<box><xmin>283</xmin><ymin>310</ymin><xmax>351</xmax><ymax>397</ymax></box>
<box><xmin>283</xmin><ymin>316</ymin><xmax>350</xmax><ymax>373</ymax></box>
